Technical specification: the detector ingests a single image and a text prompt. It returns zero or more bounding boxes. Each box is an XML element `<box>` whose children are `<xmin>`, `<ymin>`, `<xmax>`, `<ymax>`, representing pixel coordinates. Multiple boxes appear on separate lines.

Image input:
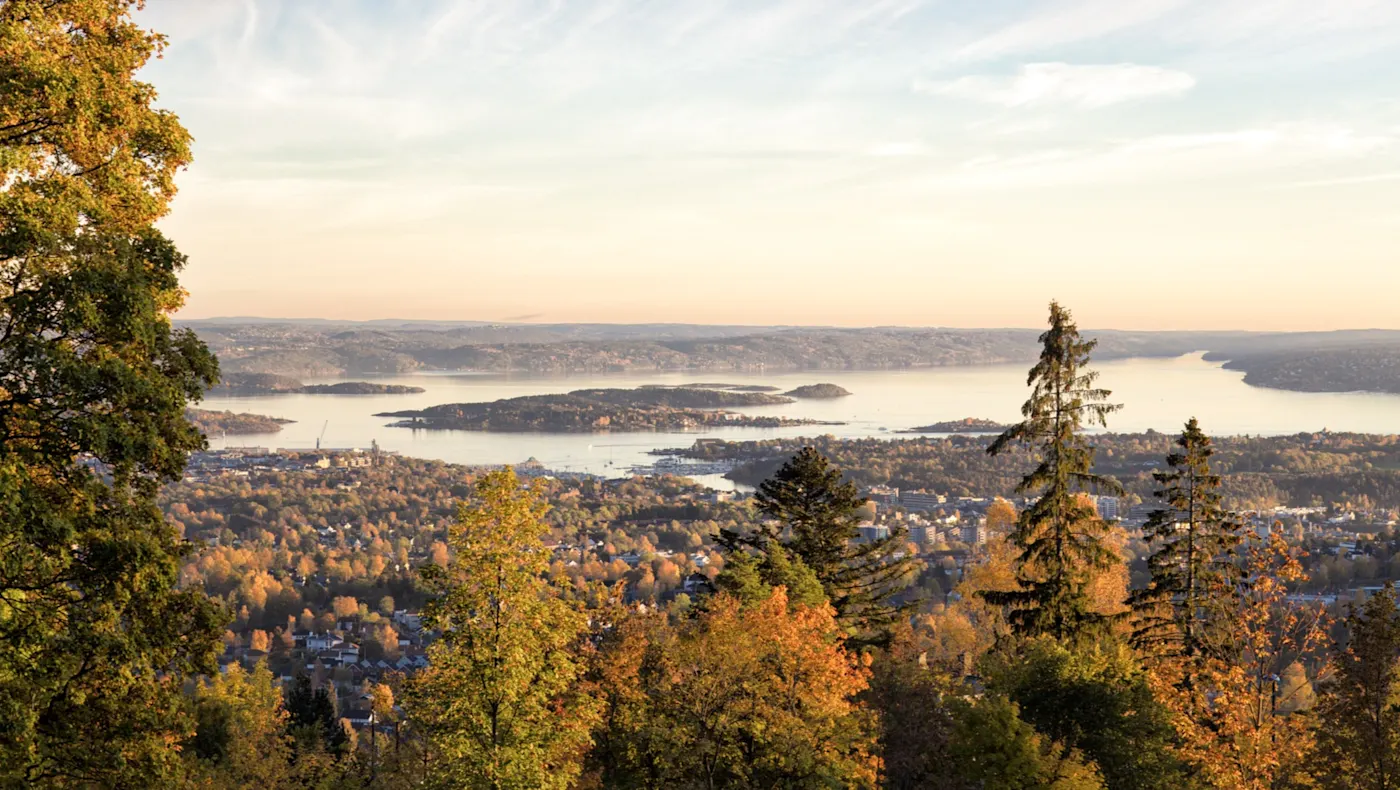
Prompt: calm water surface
<box><xmin>198</xmin><ymin>354</ymin><xmax>1400</xmax><ymax>485</ymax></box>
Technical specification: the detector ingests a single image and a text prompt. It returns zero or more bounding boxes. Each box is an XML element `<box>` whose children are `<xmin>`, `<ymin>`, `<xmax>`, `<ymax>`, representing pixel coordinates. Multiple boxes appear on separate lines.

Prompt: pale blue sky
<box><xmin>142</xmin><ymin>0</ymin><xmax>1400</xmax><ymax>329</ymax></box>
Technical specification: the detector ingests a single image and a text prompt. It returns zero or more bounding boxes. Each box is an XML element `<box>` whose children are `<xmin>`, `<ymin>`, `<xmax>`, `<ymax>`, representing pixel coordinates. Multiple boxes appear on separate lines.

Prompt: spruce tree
<box><xmin>0</xmin><ymin>3</ymin><xmax>224</xmax><ymax>786</ymax></box>
<box><xmin>1313</xmin><ymin>584</ymin><xmax>1400</xmax><ymax>790</ymax></box>
<box><xmin>1129</xmin><ymin>418</ymin><xmax>1242</xmax><ymax>662</ymax></box>
<box><xmin>984</xmin><ymin>301</ymin><xmax>1122</xmax><ymax>641</ymax></box>
<box><xmin>721</xmin><ymin>447</ymin><xmax>916</xmax><ymax>636</ymax></box>
<box><xmin>285</xmin><ymin>674</ymin><xmax>348</xmax><ymax>756</ymax></box>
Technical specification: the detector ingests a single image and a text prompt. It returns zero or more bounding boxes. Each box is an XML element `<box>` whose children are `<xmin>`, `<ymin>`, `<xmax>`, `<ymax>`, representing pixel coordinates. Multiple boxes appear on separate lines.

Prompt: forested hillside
<box><xmin>186</xmin><ymin>318</ymin><xmax>1400</xmax><ymax>396</ymax></box>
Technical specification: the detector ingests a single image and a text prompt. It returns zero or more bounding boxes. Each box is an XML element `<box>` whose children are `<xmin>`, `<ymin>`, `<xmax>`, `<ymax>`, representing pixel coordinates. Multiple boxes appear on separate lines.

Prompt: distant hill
<box><xmin>181</xmin><ymin>321</ymin><xmax>1400</xmax><ymax>396</ymax></box>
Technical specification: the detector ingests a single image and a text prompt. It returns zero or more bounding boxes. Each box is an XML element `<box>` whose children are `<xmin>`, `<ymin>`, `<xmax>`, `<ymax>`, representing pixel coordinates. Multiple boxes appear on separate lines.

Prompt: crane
<box><xmin>316</xmin><ymin>420</ymin><xmax>328</xmax><ymax>450</ymax></box>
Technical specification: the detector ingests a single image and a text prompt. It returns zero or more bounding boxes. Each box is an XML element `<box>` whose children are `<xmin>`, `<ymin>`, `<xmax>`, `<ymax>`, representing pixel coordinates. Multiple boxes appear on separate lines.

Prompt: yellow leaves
<box><xmin>1147</xmin><ymin>532</ymin><xmax>1330</xmax><ymax>789</ymax></box>
<box><xmin>406</xmin><ymin>468</ymin><xmax>598</xmax><ymax>790</ymax></box>
<box><xmin>1</xmin><ymin>0</ymin><xmax>192</xmax><ymax>233</ymax></box>
<box><xmin>368</xmin><ymin>682</ymin><xmax>396</xmax><ymax>721</ymax></box>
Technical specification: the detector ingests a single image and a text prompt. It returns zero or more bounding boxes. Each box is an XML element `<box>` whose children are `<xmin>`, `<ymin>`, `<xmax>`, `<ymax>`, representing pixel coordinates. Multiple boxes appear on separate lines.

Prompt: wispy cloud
<box><xmin>953</xmin><ymin>0</ymin><xmax>1185</xmax><ymax>62</ymax></box>
<box><xmin>917</xmin><ymin>62</ymin><xmax>1195</xmax><ymax>109</ymax></box>
<box><xmin>134</xmin><ymin>0</ymin><xmax>1400</xmax><ymax>328</ymax></box>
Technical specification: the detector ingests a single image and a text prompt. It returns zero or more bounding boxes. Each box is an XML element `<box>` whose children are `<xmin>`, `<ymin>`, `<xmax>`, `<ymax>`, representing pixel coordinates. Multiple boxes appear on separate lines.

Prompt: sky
<box><xmin>141</xmin><ymin>0</ymin><xmax>1400</xmax><ymax>330</ymax></box>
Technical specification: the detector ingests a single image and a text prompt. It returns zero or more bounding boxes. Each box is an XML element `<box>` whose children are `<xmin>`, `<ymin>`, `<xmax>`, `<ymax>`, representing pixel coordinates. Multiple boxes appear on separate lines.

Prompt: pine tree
<box><xmin>0</xmin><ymin>3</ymin><xmax>224</xmax><ymax>786</ymax></box>
<box><xmin>721</xmin><ymin>446</ymin><xmax>917</xmax><ymax>636</ymax></box>
<box><xmin>1130</xmin><ymin>418</ymin><xmax>1243</xmax><ymax>662</ymax></box>
<box><xmin>1313</xmin><ymin>584</ymin><xmax>1400</xmax><ymax>790</ymax></box>
<box><xmin>405</xmin><ymin>468</ymin><xmax>599</xmax><ymax>790</ymax></box>
<box><xmin>984</xmin><ymin>301</ymin><xmax>1122</xmax><ymax>641</ymax></box>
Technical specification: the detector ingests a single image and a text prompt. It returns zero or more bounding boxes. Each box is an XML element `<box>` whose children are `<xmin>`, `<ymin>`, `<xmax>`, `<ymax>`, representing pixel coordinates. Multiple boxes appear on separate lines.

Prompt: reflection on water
<box><xmin>197</xmin><ymin>354</ymin><xmax>1400</xmax><ymax>484</ymax></box>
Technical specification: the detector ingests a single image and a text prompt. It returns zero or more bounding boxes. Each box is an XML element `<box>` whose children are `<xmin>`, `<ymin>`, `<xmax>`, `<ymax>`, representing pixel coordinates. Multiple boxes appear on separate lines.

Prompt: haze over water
<box><xmin>199</xmin><ymin>353</ymin><xmax>1400</xmax><ymax>483</ymax></box>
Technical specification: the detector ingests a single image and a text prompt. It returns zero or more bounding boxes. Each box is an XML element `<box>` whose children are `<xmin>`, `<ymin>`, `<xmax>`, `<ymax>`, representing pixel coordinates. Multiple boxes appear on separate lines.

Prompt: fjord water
<box><xmin>198</xmin><ymin>353</ymin><xmax>1400</xmax><ymax>483</ymax></box>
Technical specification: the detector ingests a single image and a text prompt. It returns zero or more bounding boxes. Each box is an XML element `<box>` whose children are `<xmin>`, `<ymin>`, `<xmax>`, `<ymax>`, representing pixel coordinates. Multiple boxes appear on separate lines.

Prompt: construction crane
<box><xmin>316</xmin><ymin>420</ymin><xmax>328</xmax><ymax>450</ymax></box>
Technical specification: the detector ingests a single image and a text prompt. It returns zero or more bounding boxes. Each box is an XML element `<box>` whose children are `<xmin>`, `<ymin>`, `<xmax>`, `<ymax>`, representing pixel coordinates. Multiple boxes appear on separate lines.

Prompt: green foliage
<box><xmin>0</xmin><ymin>2</ymin><xmax>223</xmax><ymax>786</ymax></box>
<box><xmin>284</xmin><ymin>674</ymin><xmax>348</xmax><ymax>757</ymax></box>
<box><xmin>702</xmin><ymin>430</ymin><xmax>1400</xmax><ymax>513</ymax></box>
<box><xmin>984</xmin><ymin>301</ymin><xmax>1123</xmax><ymax>641</ymax></box>
<box><xmin>984</xmin><ymin>637</ymin><xmax>1195</xmax><ymax>790</ymax></box>
<box><xmin>405</xmin><ymin>468</ymin><xmax>599</xmax><ymax>790</ymax></box>
<box><xmin>947</xmin><ymin>694</ymin><xmax>1105</xmax><ymax>790</ymax></box>
<box><xmin>714</xmin><ymin>541</ymin><xmax>827</xmax><ymax>610</ymax></box>
<box><xmin>186</xmin><ymin>662</ymin><xmax>295</xmax><ymax>788</ymax></box>
<box><xmin>1131</xmin><ymin>419</ymin><xmax>1243</xmax><ymax>662</ymax></box>
<box><xmin>1313</xmin><ymin>584</ymin><xmax>1400</xmax><ymax>789</ymax></box>
<box><xmin>723</xmin><ymin>446</ymin><xmax>917</xmax><ymax>637</ymax></box>
<box><xmin>863</xmin><ymin>624</ymin><xmax>959</xmax><ymax>790</ymax></box>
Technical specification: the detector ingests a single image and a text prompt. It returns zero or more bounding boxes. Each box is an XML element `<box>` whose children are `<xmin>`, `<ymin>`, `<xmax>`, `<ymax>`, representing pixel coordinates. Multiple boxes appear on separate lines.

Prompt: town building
<box><xmin>900</xmin><ymin>490</ymin><xmax>946</xmax><ymax>512</ymax></box>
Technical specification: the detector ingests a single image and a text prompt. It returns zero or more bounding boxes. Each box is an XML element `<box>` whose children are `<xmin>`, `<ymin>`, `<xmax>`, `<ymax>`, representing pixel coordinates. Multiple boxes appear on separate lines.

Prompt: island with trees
<box><xmin>783</xmin><ymin>383</ymin><xmax>852</xmax><ymax>398</ymax></box>
<box><xmin>210</xmin><ymin>373</ymin><xmax>425</xmax><ymax>395</ymax></box>
<box><xmin>640</xmin><ymin>382</ymin><xmax>783</xmax><ymax>393</ymax></box>
<box><xmin>377</xmin><ymin>387</ymin><xmax>834</xmax><ymax>432</ymax></box>
<box><xmin>185</xmin><ymin>408</ymin><xmax>293</xmax><ymax>435</ymax></box>
<box><xmin>898</xmin><ymin>417</ymin><xmax>1010</xmax><ymax>433</ymax></box>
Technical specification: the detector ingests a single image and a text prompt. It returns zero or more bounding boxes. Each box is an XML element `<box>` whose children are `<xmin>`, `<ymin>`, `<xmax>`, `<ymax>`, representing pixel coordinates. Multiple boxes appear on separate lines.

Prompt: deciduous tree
<box><xmin>0</xmin><ymin>2</ymin><xmax>224</xmax><ymax>785</ymax></box>
<box><xmin>405</xmin><ymin>468</ymin><xmax>598</xmax><ymax>790</ymax></box>
<box><xmin>588</xmin><ymin>587</ymin><xmax>879</xmax><ymax>789</ymax></box>
<box><xmin>983</xmin><ymin>637</ymin><xmax>1192</xmax><ymax>790</ymax></box>
<box><xmin>946</xmin><ymin>694</ymin><xmax>1105</xmax><ymax>790</ymax></box>
<box><xmin>1149</xmin><ymin>533</ymin><xmax>1328</xmax><ymax>789</ymax></box>
<box><xmin>186</xmin><ymin>662</ymin><xmax>294</xmax><ymax>788</ymax></box>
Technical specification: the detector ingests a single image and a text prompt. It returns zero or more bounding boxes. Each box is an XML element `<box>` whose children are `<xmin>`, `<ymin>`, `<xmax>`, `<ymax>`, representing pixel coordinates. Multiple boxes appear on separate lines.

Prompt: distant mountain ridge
<box><xmin>182</xmin><ymin>321</ymin><xmax>1400</xmax><ymax>397</ymax></box>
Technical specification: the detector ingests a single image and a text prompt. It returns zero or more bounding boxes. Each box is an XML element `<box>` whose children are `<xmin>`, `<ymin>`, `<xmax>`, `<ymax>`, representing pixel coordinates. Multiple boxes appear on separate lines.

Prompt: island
<box><xmin>898</xmin><ymin>418</ymin><xmax>1010</xmax><ymax>434</ymax></box>
<box><xmin>569</xmin><ymin>387</ymin><xmax>793</xmax><ymax>408</ymax></box>
<box><xmin>186</xmin><ymin>408</ymin><xmax>293</xmax><ymax>435</ymax></box>
<box><xmin>640</xmin><ymin>383</ymin><xmax>783</xmax><ymax>393</ymax></box>
<box><xmin>376</xmin><ymin>388</ymin><xmax>840</xmax><ymax>433</ymax></box>
<box><xmin>210</xmin><ymin>373</ymin><xmax>425</xmax><ymax>396</ymax></box>
<box><xmin>783</xmin><ymin>383</ymin><xmax>852</xmax><ymax>399</ymax></box>
<box><xmin>297</xmin><ymin>382</ymin><xmax>427</xmax><ymax>395</ymax></box>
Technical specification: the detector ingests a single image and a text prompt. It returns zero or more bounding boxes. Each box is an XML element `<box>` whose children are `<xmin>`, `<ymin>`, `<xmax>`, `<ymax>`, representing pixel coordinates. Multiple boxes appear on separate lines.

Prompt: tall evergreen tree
<box><xmin>720</xmin><ymin>446</ymin><xmax>916</xmax><ymax>636</ymax></box>
<box><xmin>1313</xmin><ymin>584</ymin><xmax>1400</xmax><ymax>790</ymax></box>
<box><xmin>1130</xmin><ymin>418</ymin><xmax>1243</xmax><ymax>662</ymax></box>
<box><xmin>984</xmin><ymin>301</ymin><xmax>1122</xmax><ymax>641</ymax></box>
<box><xmin>0</xmin><ymin>3</ymin><xmax>224</xmax><ymax>786</ymax></box>
<box><xmin>285</xmin><ymin>674</ymin><xmax>349</xmax><ymax>756</ymax></box>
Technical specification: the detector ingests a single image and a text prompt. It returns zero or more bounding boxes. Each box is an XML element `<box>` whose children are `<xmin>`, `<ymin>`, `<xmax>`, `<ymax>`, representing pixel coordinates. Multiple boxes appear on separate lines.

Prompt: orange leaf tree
<box><xmin>588</xmin><ymin>587</ymin><xmax>879</xmax><ymax>788</ymax></box>
<box><xmin>1149</xmin><ymin>532</ymin><xmax>1329</xmax><ymax>789</ymax></box>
